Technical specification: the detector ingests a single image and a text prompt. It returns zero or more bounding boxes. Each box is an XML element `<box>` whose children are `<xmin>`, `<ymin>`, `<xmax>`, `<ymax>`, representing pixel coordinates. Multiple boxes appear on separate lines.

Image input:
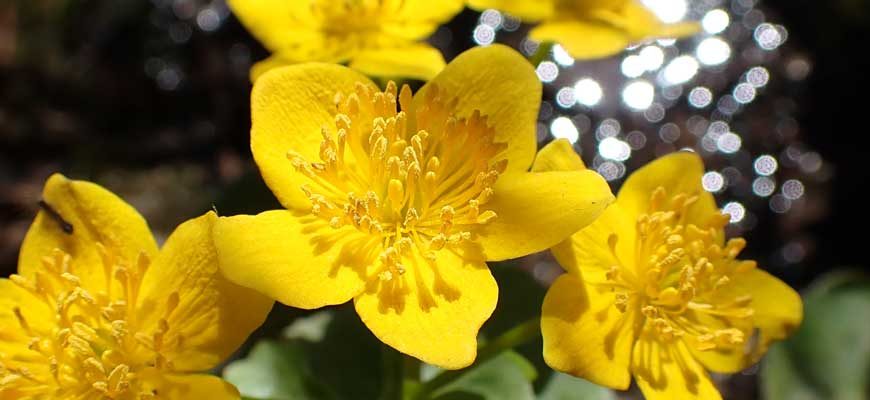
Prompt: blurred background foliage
<box><xmin>3</xmin><ymin>0</ymin><xmax>870</xmax><ymax>399</ymax></box>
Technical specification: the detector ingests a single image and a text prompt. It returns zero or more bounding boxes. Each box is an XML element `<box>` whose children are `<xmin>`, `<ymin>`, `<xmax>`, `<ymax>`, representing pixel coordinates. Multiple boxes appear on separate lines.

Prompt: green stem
<box><xmin>380</xmin><ymin>344</ymin><xmax>404</xmax><ymax>400</ymax></box>
<box><xmin>528</xmin><ymin>41</ymin><xmax>555</xmax><ymax>67</ymax></box>
<box><xmin>414</xmin><ymin>317</ymin><xmax>542</xmax><ymax>399</ymax></box>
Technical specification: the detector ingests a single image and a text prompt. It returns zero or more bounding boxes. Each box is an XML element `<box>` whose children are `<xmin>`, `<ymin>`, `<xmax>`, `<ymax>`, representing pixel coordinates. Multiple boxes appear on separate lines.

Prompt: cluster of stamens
<box><xmin>1</xmin><ymin>246</ymin><xmax>181</xmax><ymax>399</ymax></box>
<box><xmin>288</xmin><ymin>81</ymin><xmax>506</xmax><ymax>281</ymax></box>
<box><xmin>604</xmin><ymin>187</ymin><xmax>757</xmax><ymax>352</ymax></box>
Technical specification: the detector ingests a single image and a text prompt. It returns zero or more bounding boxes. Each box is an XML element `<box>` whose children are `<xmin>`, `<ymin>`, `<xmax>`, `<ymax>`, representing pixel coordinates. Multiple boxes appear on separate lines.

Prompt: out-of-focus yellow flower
<box><xmin>228</xmin><ymin>0</ymin><xmax>464</xmax><ymax>81</ymax></box>
<box><xmin>536</xmin><ymin>147</ymin><xmax>803</xmax><ymax>400</ymax></box>
<box><xmin>213</xmin><ymin>45</ymin><xmax>614</xmax><ymax>369</ymax></box>
<box><xmin>468</xmin><ymin>0</ymin><xmax>699</xmax><ymax>59</ymax></box>
<box><xmin>0</xmin><ymin>174</ymin><xmax>272</xmax><ymax>400</ymax></box>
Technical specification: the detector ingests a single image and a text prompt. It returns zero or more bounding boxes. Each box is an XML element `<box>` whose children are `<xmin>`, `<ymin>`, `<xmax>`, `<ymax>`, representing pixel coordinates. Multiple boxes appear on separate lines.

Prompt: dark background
<box><xmin>767</xmin><ymin>0</ymin><xmax>870</xmax><ymax>274</ymax></box>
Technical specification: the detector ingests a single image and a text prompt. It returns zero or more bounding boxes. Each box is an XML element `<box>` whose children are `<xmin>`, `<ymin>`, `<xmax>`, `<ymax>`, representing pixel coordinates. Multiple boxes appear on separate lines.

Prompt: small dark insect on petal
<box><xmin>38</xmin><ymin>200</ymin><xmax>74</xmax><ymax>234</ymax></box>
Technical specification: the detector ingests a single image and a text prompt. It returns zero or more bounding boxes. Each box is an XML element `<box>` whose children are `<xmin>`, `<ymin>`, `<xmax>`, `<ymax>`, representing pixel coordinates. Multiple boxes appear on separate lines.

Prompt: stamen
<box><xmin>602</xmin><ymin>185</ymin><xmax>759</xmax><ymax>345</ymax></box>
<box><xmin>3</xmin><ymin>246</ymin><xmax>179</xmax><ymax>396</ymax></box>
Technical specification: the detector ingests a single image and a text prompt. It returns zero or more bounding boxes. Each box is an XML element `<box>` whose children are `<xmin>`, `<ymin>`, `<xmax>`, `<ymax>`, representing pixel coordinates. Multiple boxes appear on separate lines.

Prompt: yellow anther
<box><xmin>83</xmin><ymin>358</ymin><xmax>107</xmax><ymax>377</ymax></box>
<box><xmin>476</xmin><ymin>188</ymin><xmax>494</xmax><ymax>204</ymax></box>
<box><xmin>725</xmin><ymin>238</ymin><xmax>747</xmax><ymax>258</ymax></box>
<box><xmin>476</xmin><ymin>210</ymin><xmax>497</xmax><ymax>224</ymax></box>
<box><xmin>72</xmin><ymin>322</ymin><xmax>98</xmax><ymax>342</ymax></box>
<box><xmin>440</xmin><ymin>206</ymin><xmax>455</xmax><ymax>222</ymax></box>
<box><xmin>430</xmin><ymin>234</ymin><xmax>447</xmax><ymax>251</ymax></box>
<box><xmin>735</xmin><ymin>260</ymin><xmax>757</xmax><ymax>273</ymax></box>
<box><xmin>399</xmin><ymin>84</ymin><xmax>413</xmax><ymax>112</ymax></box>
<box><xmin>695</xmin><ymin>334</ymin><xmax>717</xmax><ymax>351</ymax></box>
<box><xmin>733</xmin><ymin>295</ymin><xmax>753</xmax><ymax>307</ymax></box>
<box><xmin>166</xmin><ymin>292</ymin><xmax>180</xmax><ymax>316</ymax></box>
<box><xmin>404</xmin><ymin>208</ymin><xmax>419</xmax><ymax>226</ymax></box>
<box><xmin>614</xmin><ymin>293</ymin><xmax>629</xmax><ymax>313</ymax></box>
<box><xmin>448</xmin><ymin>232</ymin><xmax>472</xmax><ymax>244</ymax></box>
<box><xmin>656</xmin><ymin>287</ymin><xmax>682</xmax><ymax>306</ymax></box>
<box><xmin>388</xmin><ymin>179</ymin><xmax>404</xmax><ymax>209</ymax></box>
<box><xmin>93</xmin><ymin>381</ymin><xmax>109</xmax><ymax>393</ymax></box>
<box><xmin>111</xmin><ymin>320</ymin><xmax>129</xmax><ymax>340</ymax></box>
<box><xmin>426</xmin><ymin>156</ymin><xmax>440</xmax><ymax>173</ymax></box>
<box><xmin>606</xmin><ymin>266</ymin><xmax>620</xmax><ymax>281</ymax></box>
<box><xmin>650</xmin><ymin>186</ymin><xmax>667</xmax><ymax>210</ymax></box>
<box><xmin>9</xmin><ymin>274</ymin><xmax>33</xmax><ymax>291</ymax></box>
<box><xmin>107</xmin><ymin>364</ymin><xmax>131</xmax><ymax>392</ymax></box>
<box><xmin>715</xmin><ymin>328</ymin><xmax>745</xmax><ymax>345</ymax></box>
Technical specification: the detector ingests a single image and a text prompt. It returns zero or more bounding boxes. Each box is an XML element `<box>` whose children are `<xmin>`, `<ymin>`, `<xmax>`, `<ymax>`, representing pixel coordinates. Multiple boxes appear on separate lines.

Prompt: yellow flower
<box><xmin>213</xmin><ymin>45</ymin><xmax>614</xmax><ymax>369</ymax></box>
<box><xmin>535</xmin><ymin>146</ymin><xmax>803</xmax><ymax>400</ymax></box>
<box><xmin>228</xmin><ymin>0</ymin><xmax>464</xmax><ymax>81</ymax></box>
<box><xmin>467</xmin><ymin>0</ymin><xmax>699</xmax><ymax>59</ymax></box>
<box><xmin>0</xmin><ymin>175</ymin><xmax>273</xmax><ymax>400</ymax></box>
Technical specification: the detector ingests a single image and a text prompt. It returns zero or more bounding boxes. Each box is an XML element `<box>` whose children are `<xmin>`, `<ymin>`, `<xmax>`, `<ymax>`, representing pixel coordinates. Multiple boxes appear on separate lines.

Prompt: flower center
<box><xmin>605</xmin><ymin>187</ymin><xmax>757</xmax><ymax>350</ymax></box>
<box><xmin>3</xmin><ymin>246</ymin><xmax>180</xmax><ymax>399</ymax></box>
<box><xmin>288</xmin><ymin>81</ymin><xmax>507</xmax><ymax>280</ymax></box>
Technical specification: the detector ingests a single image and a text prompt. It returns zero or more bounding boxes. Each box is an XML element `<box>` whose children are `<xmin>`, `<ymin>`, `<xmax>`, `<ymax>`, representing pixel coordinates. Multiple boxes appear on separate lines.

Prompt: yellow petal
<box><xmin>349</xmin><ymin>44</ymin><xmax>446</xmax><ymax>81</ymax></box>
<box><xmin>227</xmin><ymin>0</ymin><xmax>315</xmax><ymax>53</ymax></box>
<box><xmin>658</xmin><ymin>22</ymin><xmax>702</xmax><ymax>39</ymax></box>
<box><xmin>413</xmin><ymin>44</ymin><xmax>541</xmax><ymax>173</ymax></box>
<box><xmin>137</xmin><ymin>212</ymin><xmax>273</xmax><ymax>372</ymax></box>
<box><xmin>530</xmin><ymin>139</ymin><xmax>586</xmax><ymax>172</ymax></box>
<box><xmin>631</xmin><ymin>334</ymin><xmax>723</xmax><ymax>400</ymax></box>
<box><xmin>466</xmin><ymin>0</ymin><xmax>556</xmax><ymax>22</ymax></box>
<box><xmin>542</xmin><ymin>274</ymin><xmax>637</xmax><ymax>389</ymax></box>
<box><xmin>18</xmin><ymin>174</ymin><xmax>157</xmax><ymax>291</ymax></box>
<box><xmin>250</xmin><ymin>63</ymin><xmax>377</xmax><ymax>210</ymax></box>
<box><xmin>213</xmin><ymin>210</ymin><xmax>371</xmax><ymax>309</ymax></box>
<box><xmin>353</xmin><ymin>244</ymin><xmax>497</xmax><ymax>369</ymax></box>
<box><xmin>250</xmin><ymin>54</ymin><xmax>294</xmax><ymax>83</ymax></box>
<box><xmin>740</xmin><ymin>269</ymin><xmax>803</xmax><ymax>347</ymax></box>
<box><xmin>477</xmin><ymin>170</ymin><xmax>614</xmax><ymax>261</ymax></box>
<box><xmin>530</xmin><ymin>21</ymin><xmax>630</xmax><ymax>60</ymax></box>
<box><xmin>550</xmin><ymin>203</ymin><xmax>636</xmax><ymax>281</ymax></box>
<box><xmin>0</xmin><ymin>278</ymin><xmax>55</xmax><ymax>338</ymax></box>
<box><xmin>618</xmin><ymin>1</ymin><xmax>700</xmax><ymax>41</ymax></box>
<box><xmin>696</xmin><ymin>268</ymin><xmax>802</xmax><ymax>372</ymax></box>
<box><xmin>388</xmin><ymin>0</ymin><xmax>464</xmax><ymax>35</ymax></box>
<box><xmin>617</xmin><ymin>152</ymin><xmax>718</xmax><ymax>226</ymax></box>
<box><xmin>139</xmin><ymin>370</ymin><xmax>240</xmax><ymax>400</ymax></box>
<box><xmin>681</xmin><ymin>308</ymin><xmax>753</xmax><ymax>374</ymax></box>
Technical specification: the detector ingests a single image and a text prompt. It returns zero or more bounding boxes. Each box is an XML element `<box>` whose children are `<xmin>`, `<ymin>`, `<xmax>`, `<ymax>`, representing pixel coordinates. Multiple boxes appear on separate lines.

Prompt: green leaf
<box><xmin>305</xmin><ymin>305</ymin><xmax>384</xmax><ymax>400</ymax></box>
<box><xmin>224</xmin><ymin>305</ymin><xmax>386</xmax><ymax>400</ymax></box>
<box><xmin>761</xmin><ymin>271</ymin><xmax>870</xmax><ymax>400</ymax></box>
<box><xmin>538</xmin><ymin>373</ymin><xmax>616</xmax><ymax>400</ymax></box>
<box><xmin>223</xmin><ymin>340</ymin><xmax>335</xmax><ymax>400</ymax></box>
<box><xmin>484</xmin><ymin>263</ymin><xmax>550</xmax><ymax>390</ymax></box>
<box><xmin>761</xmin><ymin>343</ymin><xmax>823</xmax><ymax>400</ymax></box>
<box><xmin>430</xmin><ymin>351</ymin><xmax>537</xmax><ymax>400</ymax></box>
<box><xmin>282</xmin><ymin>310</ymin><xmax>334</xmax><ymax>342</ymax></box>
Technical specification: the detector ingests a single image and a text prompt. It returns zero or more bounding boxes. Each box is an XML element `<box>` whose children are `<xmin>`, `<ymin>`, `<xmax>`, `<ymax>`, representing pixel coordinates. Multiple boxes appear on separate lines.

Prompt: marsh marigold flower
<box><xmin>468</xmin><ymin>0</ymin><xmax>699</xmax><ymax>59</ymax></box>
<box><xmin>213</xmin><ymin>45</ymin><xmax>614</xmax><ymax>369</ymax></box>
<box><xmin>535</xmin><ymin>146</ymin><xmax>803</xmax><ymax>400</ymax></box>
<box><xmin>228</xmin><ymin>0</ymin><xmax>464</xmax><ymax>81</ymax></box>
<box><xmin>0</xmin><ymin>175</ymin><xmax>272</xmax><ymax>399</ymax></box>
